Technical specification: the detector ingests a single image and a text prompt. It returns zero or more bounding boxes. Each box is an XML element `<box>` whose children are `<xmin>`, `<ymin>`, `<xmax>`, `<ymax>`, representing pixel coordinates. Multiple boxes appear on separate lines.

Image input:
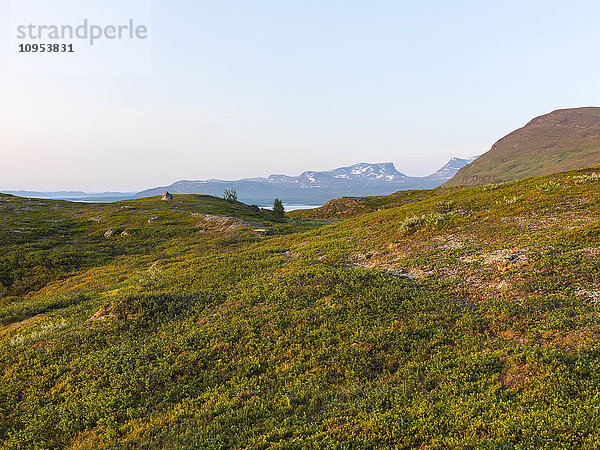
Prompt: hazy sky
<box><xmin>2</xmin><ymin>0</ymin><xmax>600</xmax><ymax>191</ymax></box>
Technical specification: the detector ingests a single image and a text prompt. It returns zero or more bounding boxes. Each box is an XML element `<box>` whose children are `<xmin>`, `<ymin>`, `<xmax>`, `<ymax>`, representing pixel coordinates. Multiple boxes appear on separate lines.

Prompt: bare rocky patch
<box><xmin>575</xmin><ymin>287</ymin><xmax>600</xmax><ymax>303</ymax></box>
<box><xmin>502</xmin><ymin>210</ymin><xmax>599</xmax><ymax>230</ymax></box>
<box><xmin>192</xmin><ymin>213</ymin><xmax>263</xmax><ymax>232</ymax></box>
<box><xmin>483</xmin><ymin>249</ymin><xmax>528</xmax><ymax>267</ymax></box>
<box><xmin>0</xmin><ymin>314</ymin><xmax>44</xmax><ymax>335</ymax></box>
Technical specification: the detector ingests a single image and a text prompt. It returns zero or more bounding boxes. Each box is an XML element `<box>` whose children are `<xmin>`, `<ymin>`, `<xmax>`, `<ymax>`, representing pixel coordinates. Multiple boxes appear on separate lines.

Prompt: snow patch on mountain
<box><xmin>430</xmin><ymin>156</ymin><xmax>479</xmax><ymax>180</ymax></box>
<box><xmin>134</xmin><ymin>157</ymin><xmax>480</xmax><ymax>204</ymax></box>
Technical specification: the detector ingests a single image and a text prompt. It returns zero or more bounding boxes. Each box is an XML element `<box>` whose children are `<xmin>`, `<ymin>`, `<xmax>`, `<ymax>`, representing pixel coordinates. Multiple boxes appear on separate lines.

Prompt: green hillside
<box><xmin>444</xmin><ymin>107</ymin><xmax>600</xmax><ymax>187</ymax></box>
<box><xmin>289</xmin><ymin>189</ymin><xmax>441</xmax><ymax>220</ymax></box>
<box><xmin>3</xmin><ymin>169</ymin><xmax>600</xmax><ymax>447</ymax></box>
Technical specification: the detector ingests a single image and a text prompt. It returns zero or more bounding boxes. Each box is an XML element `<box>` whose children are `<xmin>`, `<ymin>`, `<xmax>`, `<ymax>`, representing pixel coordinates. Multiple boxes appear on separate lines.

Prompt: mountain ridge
<box><xmin>444</xmin><ymin>107</ymin><xmax>600</xmax><ymax>187</ymax></box>
<box><xmin>3</xmin><ymin>158</ymin><xmax>478</xmax><ymax>205</ymax></box>
<box><xmin>135</xmin><ymin>157</ymin><xmax>478</xmax><ymax>205</ymax></box>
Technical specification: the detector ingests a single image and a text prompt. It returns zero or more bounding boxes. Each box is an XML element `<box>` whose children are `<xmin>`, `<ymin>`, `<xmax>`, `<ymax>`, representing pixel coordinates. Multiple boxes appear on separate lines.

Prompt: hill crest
<box><xmin>444</xmin><ymin>107</ymin><xmax>600</xmax><ymax>187</ymax></box>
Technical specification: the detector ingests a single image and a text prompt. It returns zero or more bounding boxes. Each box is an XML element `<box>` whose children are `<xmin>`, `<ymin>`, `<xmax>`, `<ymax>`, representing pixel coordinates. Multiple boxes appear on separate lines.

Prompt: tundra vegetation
<box><xmin>2</xmin><ymin>167</ymin><xmax>600</xmax><ymax>448</ymax></box>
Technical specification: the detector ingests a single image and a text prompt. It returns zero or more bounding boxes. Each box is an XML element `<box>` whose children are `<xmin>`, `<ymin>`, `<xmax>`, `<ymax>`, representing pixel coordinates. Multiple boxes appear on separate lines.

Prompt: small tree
<box><xmin>223</xmin><ymin>188</ymin><xmax>238</xmax><ymax>202</ymax></box>
<box><xmin>273</xmin><ymin>198</ymin><xmax>285</xmax><ymax>218</ymax></box>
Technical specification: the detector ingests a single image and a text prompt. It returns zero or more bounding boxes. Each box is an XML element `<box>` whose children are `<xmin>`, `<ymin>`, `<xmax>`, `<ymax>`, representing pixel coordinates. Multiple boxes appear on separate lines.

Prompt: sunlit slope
<box><xmin>444</xmin><ymin>107</ymin><xmax>600</xmax><ymax>187</ymax></box>
<box><xmin>289</xmin><ymin>189</ymin><xmax>441</xmax><ymax>220</ymax></box>
<box><xmin>0</xmin><ymin>193</ymin><xmax>302</xmax><ymax>325</ymax></box>
<box><xmin>2</xmin><ymin>168</ymin><xmax>600</xmax><ymax>447</ymax></box>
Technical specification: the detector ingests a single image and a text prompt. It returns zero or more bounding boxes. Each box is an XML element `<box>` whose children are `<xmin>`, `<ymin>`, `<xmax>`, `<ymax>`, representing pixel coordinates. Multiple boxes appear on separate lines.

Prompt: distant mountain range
<box><xmin>444</xmin><ymin>107</ymin><xmax>600</xmax><ymax>187</ymax></box>
<box><xmin>135</xmin><ymin>157</ymin><xmax>478</xmax><ymax>205</ymax></box>
<box><xmin>9</xmin><ymin>107</ymin><xmax>600</xmax><ymax>205</ymax></box>
<box><xmin>1</xmin><ymin>191</ymin><xmax>133</xmax><ymax>203</ymax></box>
<box><xmin>4</xmin><ymin>157</ymin><xmax>477</xmax><ymax>205</ymax></box>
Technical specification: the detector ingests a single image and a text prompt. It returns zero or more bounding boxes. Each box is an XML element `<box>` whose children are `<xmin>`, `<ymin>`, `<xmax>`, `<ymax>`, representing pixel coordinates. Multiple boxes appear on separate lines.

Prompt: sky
<box><xmin>1</xmin><ymin>0</ymin><xmax>600</xmax><ymax>192</ymax></box>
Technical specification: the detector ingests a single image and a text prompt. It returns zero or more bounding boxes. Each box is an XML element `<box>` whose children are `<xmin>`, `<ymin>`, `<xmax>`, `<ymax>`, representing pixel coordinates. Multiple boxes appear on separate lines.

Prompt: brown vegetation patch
<box><xmin>306</xmin><ymin>197</ymin><xmax>369</xmax><ymax>219</ymax></box>
<box><xmin>89</xmin><ymin>302</ymin><xmax>130</xmax><ymax>322</ymax></box>
<box><xmin>542</xmin><ymin>328</ymin><xmax>596</xmax><ymax>352</ymax></box>
<box><xmin>500</xmin><ymin>360</ymin><xmax>535</xmax><ymax>389</ymax></box>
<box><xmin>67</xmin><ymin>431</ymin><xmax>103</xmax><ymax>450</ymax></box>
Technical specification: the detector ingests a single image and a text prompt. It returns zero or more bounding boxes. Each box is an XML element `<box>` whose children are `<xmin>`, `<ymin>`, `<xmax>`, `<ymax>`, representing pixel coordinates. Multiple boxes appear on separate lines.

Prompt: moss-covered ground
<box><xmin>3</xmin><ymin>168</ymin><xmax>600</xmax><ymax>448</ymax></box>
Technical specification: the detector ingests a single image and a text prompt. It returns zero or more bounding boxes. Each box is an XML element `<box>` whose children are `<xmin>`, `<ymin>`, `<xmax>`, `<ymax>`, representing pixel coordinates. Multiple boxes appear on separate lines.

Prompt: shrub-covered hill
<box><xmin>288</xmin><ymin>189</ymin><xmax>441</xmax><ymax>220</ymax></box>
<box><xmin>3</xmin><ymin>168</ymin><xmax>600</xmax><ymax>448</ymax></box>
<box><xmin>444</xmin><ymin>107</ymin><xmax>600</xmax><ymax>188</ymax></box>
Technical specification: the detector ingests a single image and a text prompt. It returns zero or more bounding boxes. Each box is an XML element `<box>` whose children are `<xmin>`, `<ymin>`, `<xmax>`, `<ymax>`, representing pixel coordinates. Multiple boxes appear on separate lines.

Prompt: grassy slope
<box><xmin>289</xmin><ymin>189</ymin><xmax>441</xmax><ymax>220</ymax></box>
<box><xmin>444</xmin><ymin>107</ymin><xmax>600</xmax><ymax>187</ymax></box>
<box><xmin>2</xmin><ymin>169</ymin><xmax>600</xmax><ymax>447</ymax></box>
<box><xmin>0</xmin><ymin>194</ymin><xmax>304</xmax><ymax>327</ymax></box>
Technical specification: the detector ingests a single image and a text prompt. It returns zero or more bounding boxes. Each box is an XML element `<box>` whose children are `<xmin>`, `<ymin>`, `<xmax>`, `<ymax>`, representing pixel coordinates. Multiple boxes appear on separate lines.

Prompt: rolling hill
<box><xmin>444</xmin><ymin>107</ymin><xmax>600</xmax><ymax>187</ymax></box>
<box><xmin>3</xmin><ymin>165</ymin><xmax>600</xmax><ymax>447</ymax></box>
